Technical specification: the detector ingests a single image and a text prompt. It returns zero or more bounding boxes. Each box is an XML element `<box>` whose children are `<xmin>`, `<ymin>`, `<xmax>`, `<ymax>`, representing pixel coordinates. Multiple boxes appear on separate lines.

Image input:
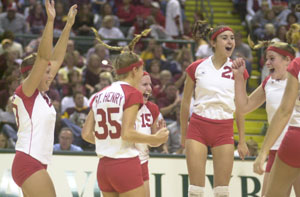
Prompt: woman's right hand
<box><xmin>66</xmin><ymin>4</ymin><xmax>78</xmax><ymax>26</ymax></box>
<box><xmin>151</xmin><ymin>128</ymin><xmax>169</xmax><ymax>147</ymax></box>
<box><xmin>45</xmin><ymin>0</ymin><xmax>56</xmax><ymax>22</ymax></box>
<box><xmin>232</xmin><ymin>58</ymin><xmax>246</xmax><ymax>76</ymax></box>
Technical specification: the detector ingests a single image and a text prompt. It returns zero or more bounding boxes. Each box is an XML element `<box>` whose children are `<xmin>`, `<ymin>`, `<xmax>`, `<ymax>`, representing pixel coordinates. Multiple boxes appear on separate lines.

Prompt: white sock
<box><xmin>213</xmin><ymin>186</ymin><xmax>229</xmax><ymax>197</ymax></box>
<box><xmin>188</xmin><ymin>185</ymin><xmax>204</xmax><ymax>197</ymax></box>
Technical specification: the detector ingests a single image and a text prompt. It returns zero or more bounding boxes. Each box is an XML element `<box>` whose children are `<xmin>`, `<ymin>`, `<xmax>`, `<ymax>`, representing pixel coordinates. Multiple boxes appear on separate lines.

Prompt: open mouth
<box><xmin>143</xmin><ymin>93</ymin><xmax>151</xmax><ymax>99</ymax></box>
<box><xmin>225</xmin><ymin>47</ymin><xmax>232</xmax><ymax>51</ymax></box>
<box><xmin>269</xmin><ymin>68</ymin><xmax>275</xmax><ymax>74</ymax></box>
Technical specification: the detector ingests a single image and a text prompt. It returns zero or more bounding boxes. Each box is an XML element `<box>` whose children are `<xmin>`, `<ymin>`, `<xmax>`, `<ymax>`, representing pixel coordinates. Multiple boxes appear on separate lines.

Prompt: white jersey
<box><xmin>262</xmin><ymin>76</ymin><xmax>290</xmax><ymax>150</ymax></box>
<box><xmin>186</xmin><ymin>56</ymin><xmax>249</xmax><ymax>120</ymax></box>
<box><xmin>90</xmin><ymin>81</ymin><xmax>144</xmax><ymax>159</ymax></box>
<box><xmin>287</xmin><ymin>58</ymin><xmax>300</xmax><ymax>127</ymax></box>
<box><xmin>12</xmin><ymin>85</ymin><xmax>56</xmax><ymax>164</ymax></box>
<box><xmin>135</xmin><ymin>101</ymin><xmax>159</xmax><ymax>164</ymax></box>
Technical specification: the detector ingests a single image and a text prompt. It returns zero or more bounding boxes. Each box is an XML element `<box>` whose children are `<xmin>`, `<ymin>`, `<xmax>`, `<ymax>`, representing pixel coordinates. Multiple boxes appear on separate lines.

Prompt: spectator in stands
<box><xmin>253</xmin><ymin>9</ymin><xmax>277</xmax><ymax>40</ymax></box>
<box><xmin>0</xmin><ymin>3</ymin><xmax>28</xmax><ymax>34</ymax></box>
<box><xmin>61</xmin><ymin>82</ymin><xmax>89</xmax><ymax>113</ymax></box>
<box><xmin>157</xmin><ymin>83</ymin><xmax>181</xmax><ymax>122</ymax></box>
<box><xmin>0</xmin><ymin>45</ymin><xmax>20</xmax><ymax>80</ymax></box>
<box><xmin>0</xmin><ymin>65</ymin><xmax>20</xmax><ymax>110</ymax></box>
<box><xmin>83</xmin><ymin>53</ymin><xmax>102</xmax><ymax>95</ymax></box>
<box><xmin>116</xmin><ymin>0</ymin><xmax>135</xmax><ymax>33</ymax></box>
<box><xmin>94</xmin><ymin>3</ymin><xmax>120</xmax><ymax>30</ymax></box>
<box><xmin>0</xmin><ymin>131</ymin><xmax>14</xmax><ymax>149</ymax></box>
<box><xmin>285</xmin><ymin>12</ymin><xmax>299</xmax><ymax>30</ymax></box>
<box><xmin>195</xmin><ymin>40</ymin><xmax>213</xmax><ymax>59</ymax></box>
<box><xmin>245</xmin><ymin>0</ymin><xmax>272</xmax><ymax>30</ymax></box>
<box><xmin>53</xmin><ymin>127</ymin><xmax>83</xmax><ymax>151</ymax></box>
<box><xmin>148</xmin><ymin>59</ymin><xmax>162</xmax><ymax>87</ymax></box>
<box><xmin>24</xmin><ymin>35</ymin><xmax>42</xmax><ymax>55</ymax></box>
<box><xmin>274</xmin><ymin>25</ymin><xmax>287</xmax><ymax>42</ymax></box>
<box><xmin>0</xmin><ymin>96</ymin><xmax>17</xmax><ymax>144</ymax></box>
<box><xmin>276</xmin><ymin>2</ymin><xmax>300</xmax><ymax>27</ymax></box>
<box><xmin>98</xmin><ymin>15</ymin><xmax>126</xmax><ymax>47</ymax></box>
<box><xmin>89</xmin><ymin>71</ymin><xmax>114</xmax><ymax>99</ymax></box>
<box><xmin>57</xmin><ymin>51</ymin><xmax>82</xmax><ymax>86</ymax></box>
<box><xmin>165</xmin><ymin>0</ymin><xmax>183</xmax><ymax>38</ymax></box>
<box><xmin>140</xmin><ymin>39</ymin><xmax>158</xmax><ymax>62</ymax></box>
<box><xmin>61</xmin><ymin>69</ymin><xmax>83</xmax><ymax>97</ymax></box>
<box><xmin>146</xmin><ymin>45</ymin><xmax>179</xmax><ymax>75</ymax></box>
<box><xmin>53</xmin><ymin>1</ymin><xmax>67</xmax><ymax>35</ymax></box>
<box><xmin>73</xmin><ymin>3</ymin><xmax>94</xmax><ymax>35</ymax></box>
<box><xmin>26</xmin><ymin>1</ymin><xmax>46</xmax><ymax>34</ymax></box>
<box><xmin>149</xmin><ymin>1</ymin><xmax>165</xmax><ymax>27</ymax></box>
<box><xmin>146</xmin><ymin>15</ymin><xmax>171</xmax><ymax>40</ymax></box>
<box><xmin>233</xmin><ymin>40</ymin><xmax>300</xmax><ymax>197</ymax></box>
<box><xmin>167</xmin><ymin>104</ymin><xmax>181</xmax><ymax>154</ymax></box>
<box><xmin>0</xmin><ymin>31</ymin><xmax>23</xmax><ymax>58</ymax></box>
<box><xmin>231</xmin><ymin>31</ymin><xmax>253</xmax><ymax>81</ymax></box>
<box><xmin>152</xmin><ymin>69</ymin><xmax>173</xmax><ymax>99</ymax></box>
<box><xmin>66</xmin><ymin>40</ymin><xmax>85</xmax><ymax>68</ymax></box>
<box><xmin>246</xmin><ymin>139</ymin><xmax>258</xmax><ymax>157</ymax></box>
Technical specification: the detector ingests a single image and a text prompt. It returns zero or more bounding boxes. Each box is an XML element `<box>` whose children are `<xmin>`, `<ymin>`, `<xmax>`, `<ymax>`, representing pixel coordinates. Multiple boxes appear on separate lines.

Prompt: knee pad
<box><xmin>188</xmin><ymin>185</ymin><xmax>204</xmax><ymax>197</ymax></box>
<box><xmin>213</xmin><ymin>186</ymin><xmax>229</xmax><ymax>197</ymax></box>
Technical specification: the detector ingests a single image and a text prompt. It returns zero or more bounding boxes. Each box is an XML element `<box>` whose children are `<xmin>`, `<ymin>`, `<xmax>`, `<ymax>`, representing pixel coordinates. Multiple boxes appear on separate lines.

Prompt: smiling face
<box><xmin>265</xmin><ymin>50</ymin><xmax>290</xmax><ymax>80</ymax></box>
<box><xmin>38</xmin><ymin>65</ymin><xmax>53</xmax><ymax>92</ymax></box>
<box><xmin>139</xmin><ymin>75</ymin><xmax>152</xmax><ymax>103</ymax></box>
<box><xmin>212</xmin><ymin>30</ymin><xmax>235</xmax><ymax>58</ymax></box>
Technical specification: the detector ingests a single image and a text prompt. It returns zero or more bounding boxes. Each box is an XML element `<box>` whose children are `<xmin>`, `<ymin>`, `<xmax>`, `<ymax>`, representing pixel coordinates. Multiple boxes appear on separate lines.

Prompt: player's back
<box><xmin>90</xmin><ymin>81</ymin><xmax>143</xmax><ymax>159</ymax></box>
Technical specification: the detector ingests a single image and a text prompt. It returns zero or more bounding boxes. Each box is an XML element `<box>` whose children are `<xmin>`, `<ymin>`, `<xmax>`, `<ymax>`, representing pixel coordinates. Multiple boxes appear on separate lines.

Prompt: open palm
<box><xmin>45</xmin><ymin>0</ymin><xmax>56</xmax><ymax>21</ymax></box>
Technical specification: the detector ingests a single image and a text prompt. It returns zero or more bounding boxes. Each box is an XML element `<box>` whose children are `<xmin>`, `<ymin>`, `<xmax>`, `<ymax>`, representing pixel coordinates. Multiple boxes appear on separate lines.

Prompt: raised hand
<box><xmin>232</xmin><ymin>57</ymin><xmax>246</xmax><ymax>76</ymax></box>
<box><xmin>66</xmin><ymin>4</ymin><xmax>78</xmax><ymax>26</ymax></box>
<box><xmin>45</xmin><ymin>0</ymin><xmax>56</xmax><ymax>22</ymax></box>
<box><xmin>253</xmin><ymin>152</ymin><xmax>267</xmax><ymax>175</ymax></box>
<box><xmin>151</xmin><ymin>128</ymin><xmax>169</xmax><ymax>147</ymax></box>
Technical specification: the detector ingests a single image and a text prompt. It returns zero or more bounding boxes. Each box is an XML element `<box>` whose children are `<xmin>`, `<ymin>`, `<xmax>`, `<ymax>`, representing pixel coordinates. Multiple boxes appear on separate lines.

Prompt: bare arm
<box><xmin>122</xmin><ymin>104</ymin><xmax>169</xmax><ymax>146</ymax></box>
<box><xmin>180</xmin><ymin>75</ymin><xmax>194</xmax><ymax>147</ymax></box>
<box><xmin>50</xmin><ymin>4</ymin><xmax>77</xmax><ymax>78</ymax></box>
<box><xmin>235</xmin><ymin>108</ymin><xmax>249</xmax><ymax>160</ymax></box>
<box><xmin>82</xmin><ymin>110</ymin><xmax>96</xmax><ymax>144</ymax></box>
<box><xmin>22</xmin><ymin>0</ymin><xmax>55</xmax><ymax>97</ymax></box>
<box><xmin>233</xmin><ymin>58</ymin><xmax>266</xmax><ymax>114</ymax></box>
<box><xmin>254</xmin><ymin>73</ymin><xmax>298</xmax><ymax>174</ymax></box>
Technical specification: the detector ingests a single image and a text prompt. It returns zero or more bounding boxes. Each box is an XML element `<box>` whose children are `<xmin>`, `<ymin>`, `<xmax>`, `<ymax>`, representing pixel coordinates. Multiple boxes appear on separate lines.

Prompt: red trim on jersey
<box><xmin>243</xmin><ymin>68</ymin><xmax>249</xmax><ymax>80</ymax></box>
<box><xmin>15</xmin><ymin>85</ymin><xmax>39</xmax><ymax>118</ymax></box>
<box><xmin>116</xmin><ymin>60</ymin><xmax>143</xmax><ymax>75</ymax></box>
<box><xmin>211</xmin><ymin>27</ymin><xmax>233</xmax><ymax>40</ymax></box>
<box><xmin>262</xmin><ymin>75</ymin><xmax>271</xmax><ymax>91</ymax></box>
<box><xmin>287</xmin><ymin>58</ymin><xmax>300</xmax><ymax>79</ymax></box>
<box><xmin>186</xmin><ymin>58</ymin><xmax>207</xmax><ymax>82</ymax></box>
<box><xmin>267</xmin><ymin>46</ymin><xmax>295</xmax><ymax>60</ymax></box>
<box><xmin>89</xmin><ymin>95</ymin><xmax>97</xmax><ymax>108</ymax></box>
<box><xmin>121</xmin><ymin>84</ymin><xmax>144</xmax><ymax>110</ymax></box>
<box><xmin>145</xmin><ymin>101</ymin><xmax>159</xmax><ymax>122</ymax></box>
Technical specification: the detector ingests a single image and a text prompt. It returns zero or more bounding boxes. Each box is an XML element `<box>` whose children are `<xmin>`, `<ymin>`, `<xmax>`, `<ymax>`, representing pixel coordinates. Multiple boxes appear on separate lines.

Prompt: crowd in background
<box><xmin>0</xmin><ymin>0</ymin><xmax>299</xmax><ymax>157</ymax></box>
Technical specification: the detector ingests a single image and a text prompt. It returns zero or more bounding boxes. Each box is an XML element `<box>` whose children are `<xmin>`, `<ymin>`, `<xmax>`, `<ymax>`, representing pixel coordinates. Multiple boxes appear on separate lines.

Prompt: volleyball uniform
<box><xmin>262</xmin><ymin>76</ymin><xmax>290</xmax><ymax>172</ymax></box>
<box><xmin>185</xmin><ymin>56</ymin><xmax>249</xmax><ymax>147</ymax></box>
<box><xmin>90</xmin><ymin>81</ymin><xmax>144</xmax><ymax>193</ymax></box>
<box><xmin>11</xmin><ymin>85</ymin><xmax>56</xmax><ymax>186</ymax></box>
<box><xmin>135</xmin><ymin>101</ymin><xmax>159</xmax><ymax>181</ymax></box>
<box><xmin>277</xmin><ymin>58</ymin><xmax>300</xmax><ymax>168</ymax></box>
